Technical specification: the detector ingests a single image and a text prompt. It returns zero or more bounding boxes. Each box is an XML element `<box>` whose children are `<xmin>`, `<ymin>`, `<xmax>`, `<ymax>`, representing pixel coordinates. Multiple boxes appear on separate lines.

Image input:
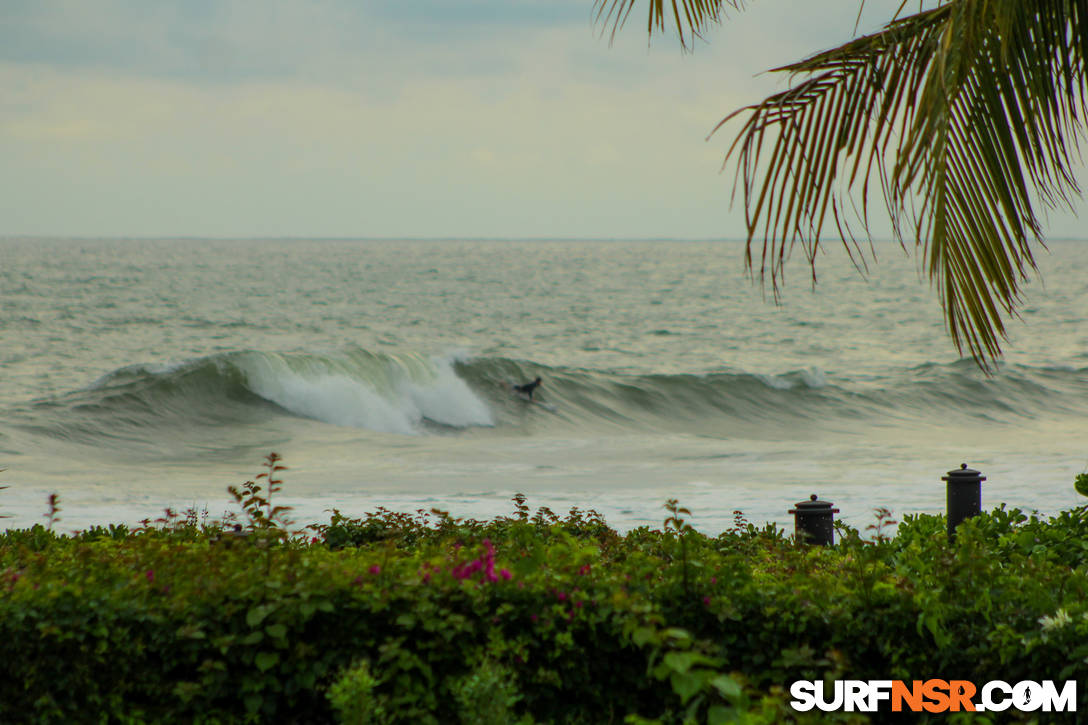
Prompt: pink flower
<box><xmin>369</xmin><ymin>565</ymin><xmax>381</xmax><ymax>575</ymax></box>
<box><xmin>703</xmin><ymin>596</ymin><xmax>711</xmax><ymax>606</ymax></box>
<box><xmin>145</xmin><ymin>570</ymin><xmax>154</xmax><ymax>583</ymax></box>
<box><xmin>557</xmin><ymin>591</ymin><xmax>567</xmax><ymax>601</ymax></box>
<box><xmin>578</xmin><ymin>564</ymin><xmax>591</xmax><ymax>576</ymax></box>
<box><xmin>453</xmin><ymin>560</ymin><xmax>484</xmax><ymax>580</ymax></box>
<box><xmin>483</xmin><ymin>540</ymin><xmax>497</xmax><ymax>581</ymax></box>
<box><xmin>710</xmin><ymin>577</ymin><xmax>717</xmax><ymax>585</ymax></box>
<box><xmin>450</xmin><ymin>540</ymin><xmax>507</xmax><ymax>583</ymax></box>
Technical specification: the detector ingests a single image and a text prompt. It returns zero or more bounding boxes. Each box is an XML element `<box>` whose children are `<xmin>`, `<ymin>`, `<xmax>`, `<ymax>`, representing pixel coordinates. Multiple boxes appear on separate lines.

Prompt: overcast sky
<box><xmin>2</xmin><ymin>0</ymin><xmax>1085</xmax><ymax>239</ymax></box>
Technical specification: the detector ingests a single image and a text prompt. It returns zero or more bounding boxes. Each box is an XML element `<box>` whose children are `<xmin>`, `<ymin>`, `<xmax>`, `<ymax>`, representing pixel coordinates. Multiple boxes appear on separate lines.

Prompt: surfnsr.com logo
<box><xmin>790</xmin><ymin>679</ymin><xmax>1077</xmax><ymax>713</ymax></box>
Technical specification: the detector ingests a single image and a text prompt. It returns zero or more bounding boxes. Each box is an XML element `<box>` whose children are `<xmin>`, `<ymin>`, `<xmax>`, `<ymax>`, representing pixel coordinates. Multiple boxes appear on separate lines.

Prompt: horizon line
<box><xmin>3</xmin><ymin>235</ymin><xmax>1088</xmax><ymax>244</ymax></box>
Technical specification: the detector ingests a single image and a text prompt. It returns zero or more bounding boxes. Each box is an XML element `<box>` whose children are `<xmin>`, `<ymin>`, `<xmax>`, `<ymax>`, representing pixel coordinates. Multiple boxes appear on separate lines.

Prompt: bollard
<box><xmin>943</xmin><ymin>463</ymin><xmax>985</xmax><ymax>541</ymax></box>
<box><xmin>789</xmin><ymin>494</ymin><xmax>840</xmax><ymax>546</ymax></box>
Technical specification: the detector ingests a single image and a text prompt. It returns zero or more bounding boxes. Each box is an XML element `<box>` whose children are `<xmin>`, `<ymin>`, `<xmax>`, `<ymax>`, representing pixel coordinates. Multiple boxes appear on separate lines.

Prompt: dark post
<box><xmin>943</xmin><ymin>463</ymin><xmax>985</xmax><ymax>540</ymax></box>
<box><xmin>789</xmin><ymin>494</ymin><xmax>840</xmax><ymax>546</ymax></box>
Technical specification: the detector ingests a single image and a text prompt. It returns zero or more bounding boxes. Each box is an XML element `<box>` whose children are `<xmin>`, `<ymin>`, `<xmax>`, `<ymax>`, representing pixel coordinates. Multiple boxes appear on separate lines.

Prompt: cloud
<box><xmin>0</xmin><ymin>50</ymin><xmax>739</xmax><ymax>237</ymax></box>
<box><xmin>0</xmin><ymin>0</ymin><xmax>596</xmax><ymax>85</ymax></box>
<box><xmin>0</xmin><ymin>0</ymin><xmax>1084</xmax><ymax>238</ymax></box>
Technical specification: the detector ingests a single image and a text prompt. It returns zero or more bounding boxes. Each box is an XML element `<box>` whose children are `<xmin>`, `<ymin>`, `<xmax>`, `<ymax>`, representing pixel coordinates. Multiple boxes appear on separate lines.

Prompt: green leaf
<box><xmin>710</xmin><ymin>674</ymin><xmax>742</xmax><ymax>700</ymax></box>
<box><xmin>631</xmin><ymin>626</ymin><xmax>658</xmax><ymax>647</ymax></box>
<box><xmin>241</xmin><ymin>631</ymin><xmax>264</xmax><ymax>645</ymax></box>
<box><xmin>662</xmin><ymin>651</ymin><xmax>715</xmax><ymax>674</ymax></box>
<box><xmin>176</xmin><ymin>624</ymin><xmax>206</xmax><ymax>640</ymax></box>
<box><xmin>661</xmin><ymin>628</ymin><xmax>692</xmax><ymax>646</ymax></box>
<box><xmin>246</xmin><ymin>604</ymin><xmax>274</xmax><ymax>628</ymax></box>
<box><xmin>172</xmin><ymin>682</ymin><xmax>202</xmax><ymax>704</ymax></box>
<box><xmin>265</xmin><ymin>624</ymin><xmax>287</xmax><ymax>640</ymax></box>
<box><xmin>670</xmin><ymin>669</ymin><xmax>707</xmax><ymax>704</ymax></box>
<box><xmin>707</xmin><ymin>704</ymin><xmax>739</xmax><ymax>725</ymax></box>
<box><xmin>244</xmin><ymin>694</ymin><xmax>263</xmax><ymax>714</ymax></box>
<box><xmin>255</xmin><ymin>651</ymin><xmax>279</xmax><ymax>672</ymax></box>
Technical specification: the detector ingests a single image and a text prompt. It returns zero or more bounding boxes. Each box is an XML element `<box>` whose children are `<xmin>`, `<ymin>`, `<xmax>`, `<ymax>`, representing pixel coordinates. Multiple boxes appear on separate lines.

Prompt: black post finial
<box><xmin>943</xmin><ymin>464</ymin><xmax>985</xmax><ymax>541</ymax></box>
<box><xmin>789</xmin><ymin>493</ymin><xmax>840</xmax><ymax>546</ymax></box>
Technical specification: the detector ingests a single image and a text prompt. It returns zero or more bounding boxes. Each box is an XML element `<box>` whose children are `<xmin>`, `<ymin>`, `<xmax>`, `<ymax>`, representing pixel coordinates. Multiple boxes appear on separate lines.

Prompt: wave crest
<box><xmin>18</xmin><ymin>350</ymin><xmax>1088</xmax><ymax>443</ymax></box>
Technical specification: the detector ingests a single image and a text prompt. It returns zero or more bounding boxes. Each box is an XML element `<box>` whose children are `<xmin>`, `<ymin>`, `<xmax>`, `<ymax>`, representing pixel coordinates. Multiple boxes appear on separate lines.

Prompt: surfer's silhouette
<box><xmin>514</xmin><ymin>376</ymin><xmax>543</xmax><ymax>400</ymax></box>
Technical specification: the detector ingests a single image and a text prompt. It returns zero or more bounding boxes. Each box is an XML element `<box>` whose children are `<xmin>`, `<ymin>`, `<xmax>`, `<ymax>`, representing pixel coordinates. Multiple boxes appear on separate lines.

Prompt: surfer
<box><xmin>513</xmin><ymin>376</ymin><xmax>543</xmax><ymax>400</ymax></box>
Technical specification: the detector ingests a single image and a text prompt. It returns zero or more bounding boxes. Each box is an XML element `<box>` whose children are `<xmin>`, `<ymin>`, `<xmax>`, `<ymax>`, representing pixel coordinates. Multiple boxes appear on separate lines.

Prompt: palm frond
<box><xmin>717</xmin><ymin>0</ymin><xmax>1088</xmax><ymax>368</ymax></box>
<box><xmin>593</xmin><ymin>0</ymin><xmax>744</xmax><ymax>50</ymax></box>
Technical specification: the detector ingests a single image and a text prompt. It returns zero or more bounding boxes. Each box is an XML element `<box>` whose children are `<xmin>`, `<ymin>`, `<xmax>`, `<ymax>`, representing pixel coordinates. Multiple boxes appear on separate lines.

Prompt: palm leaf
<box><xmin>593</xmin><ymin>0</ymin><xmax>744</xmax><ymax>50</ymax></box>
<box><xmin>715</xmin><ymin>0</ymin><xmax>1088</xmax><ymax>368</ymax></box>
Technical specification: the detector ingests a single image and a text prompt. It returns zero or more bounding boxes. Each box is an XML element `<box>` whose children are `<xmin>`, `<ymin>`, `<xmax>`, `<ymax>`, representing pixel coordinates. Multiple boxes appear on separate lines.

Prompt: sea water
<box><xmin>1</xmin><ymin>238</ymin><xmax>1086</xmax><ymax>534</ymax></box>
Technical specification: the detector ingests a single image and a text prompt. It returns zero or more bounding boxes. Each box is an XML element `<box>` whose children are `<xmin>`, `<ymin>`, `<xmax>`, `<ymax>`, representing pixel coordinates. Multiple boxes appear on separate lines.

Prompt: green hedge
<box><xmin>3</xmin><ymin>497</ymin><xmax>1088</xmax><ymax>723</ymax></box>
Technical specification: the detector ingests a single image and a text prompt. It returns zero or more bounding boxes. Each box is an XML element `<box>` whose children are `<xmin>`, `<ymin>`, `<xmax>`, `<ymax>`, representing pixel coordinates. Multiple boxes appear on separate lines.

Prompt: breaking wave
<box><xmin>12</xmin><ymin>348</ymin><xmax>1088</xmax><ymax>443</ymax></box>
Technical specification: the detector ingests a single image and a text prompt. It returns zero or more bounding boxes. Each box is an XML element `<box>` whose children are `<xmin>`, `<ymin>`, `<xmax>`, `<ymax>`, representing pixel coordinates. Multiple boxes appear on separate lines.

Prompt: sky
<box><xmin>1</xmin><ymin>0</ymin><xmax>1086</xmax><ymax>239</ymax></box>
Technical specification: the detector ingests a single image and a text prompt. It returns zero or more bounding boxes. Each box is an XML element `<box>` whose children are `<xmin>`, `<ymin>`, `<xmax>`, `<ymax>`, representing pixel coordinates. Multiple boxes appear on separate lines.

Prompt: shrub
<box><xmin>4</xmin><ymin>461</ymin><xmax>1088</xmax><ymax>722</ymax></box>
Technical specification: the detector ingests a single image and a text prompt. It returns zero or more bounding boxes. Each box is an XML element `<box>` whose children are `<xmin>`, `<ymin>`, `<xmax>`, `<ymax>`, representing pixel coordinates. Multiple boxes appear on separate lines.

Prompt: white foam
<box><xmin>756</xmin><ymin>367</ymin><xmax>828</xmax><ymax>390</ymax></box>
<box><xmin>254</xmin><ymin>369</ymin><xmax>420</xmax><ymax>434</ymax></box>
<box><xmin>401</xmin><ymin>362</ymin><xmax>493</xmax><ymax>428</ymax></box>
<box><xmin>241</xmin><ymin>353</ymin><xmax>492</xmax><ymax>435</ymax></box>
<box><xmin>800</xmin><ymin>367</ymin><xmax>828</xmax><ymax>388</ymax></box>
<box><xmin>757</xmin><ymin>374</ymin><xmax>794</xmax><ymax>390</ymax></box>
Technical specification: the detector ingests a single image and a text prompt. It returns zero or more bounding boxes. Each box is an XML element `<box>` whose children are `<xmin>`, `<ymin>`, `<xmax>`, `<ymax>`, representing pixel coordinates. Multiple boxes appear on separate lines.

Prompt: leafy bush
<box><xmin>4</xmin><ymin>460</ymin><xmax>1088</xmax><ymax>722</ymax></box>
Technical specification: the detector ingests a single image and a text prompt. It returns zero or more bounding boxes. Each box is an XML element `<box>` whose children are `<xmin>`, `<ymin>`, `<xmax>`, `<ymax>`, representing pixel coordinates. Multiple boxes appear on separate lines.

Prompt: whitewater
<box><xmin>1</xmin><ymin>238</ymin><xmax>1086</xmax><ymax>533</ymax></box>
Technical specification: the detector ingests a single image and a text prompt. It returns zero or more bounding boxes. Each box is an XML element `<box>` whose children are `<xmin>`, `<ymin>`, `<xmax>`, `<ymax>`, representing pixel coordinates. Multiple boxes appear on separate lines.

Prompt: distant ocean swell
<box><xmin>10</xmin><ymin>349</ymin><xmax>1088</xmax><ymax>443</ymax></box>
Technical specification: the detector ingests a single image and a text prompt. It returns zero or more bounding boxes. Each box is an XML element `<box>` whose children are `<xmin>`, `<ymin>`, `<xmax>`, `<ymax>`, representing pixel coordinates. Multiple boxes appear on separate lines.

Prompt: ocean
<box><xmin>2</xmin><ymin>238</ymin><xmax>1086</xmax><ymax>534</ymax></box>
